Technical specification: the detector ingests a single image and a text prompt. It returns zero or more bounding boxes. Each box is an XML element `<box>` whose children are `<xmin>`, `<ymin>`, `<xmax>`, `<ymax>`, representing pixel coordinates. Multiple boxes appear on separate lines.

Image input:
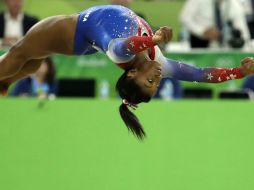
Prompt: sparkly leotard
<box><xmin>74</xmin><ymin>5</ymin><xmax>244</xmax><ymax>83</ymax></box>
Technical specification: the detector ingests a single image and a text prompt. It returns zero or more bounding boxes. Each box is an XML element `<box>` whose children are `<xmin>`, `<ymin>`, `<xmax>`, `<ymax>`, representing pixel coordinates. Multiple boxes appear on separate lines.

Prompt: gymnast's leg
<box><xmin>0</xmin><ymin>43</ymin><xmax>31</xmax><ymax>81</ymax></box>
<box><xmin>0</xmin><ymin>59</ymin><xmax>44</xmax><ymax>95</ymax></box>
<box><xmin>0</xmin><ymin>15</ymin><xmax>77</xmax><ymax>95</ymax></box>
<box><xmin>0</xmin><ymin>15</ymin><xmax>77</xmax><ymax>81</ymax></box>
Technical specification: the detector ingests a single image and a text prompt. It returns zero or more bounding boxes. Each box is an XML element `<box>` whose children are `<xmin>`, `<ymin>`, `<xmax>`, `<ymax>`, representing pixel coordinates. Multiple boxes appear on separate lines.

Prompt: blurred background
<box><xmin>1</xmin><ymin>1</ymin><xmax>254</xmax><ymax>190</ymax></box>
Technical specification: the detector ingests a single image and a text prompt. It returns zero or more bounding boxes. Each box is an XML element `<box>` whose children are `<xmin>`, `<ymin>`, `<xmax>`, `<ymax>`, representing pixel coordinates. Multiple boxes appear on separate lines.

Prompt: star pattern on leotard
<box><xmin>178</xmin><ymin>62</ymin><xmax>182</xmax><ymax>68</ymax></box>
<box><xmin>129</xmin><ymin>41</ymin><xmax>135</xmax><ymax>47</ymax></box>
<box><xmin>207</xmin><ymin>73</ymin><xmax>214</xmax><ymax>80</ymax></box>
<box><xmin>230</xmin><ymin>74</ymin><xmax>237</xmax><ymax>79</ymax></box>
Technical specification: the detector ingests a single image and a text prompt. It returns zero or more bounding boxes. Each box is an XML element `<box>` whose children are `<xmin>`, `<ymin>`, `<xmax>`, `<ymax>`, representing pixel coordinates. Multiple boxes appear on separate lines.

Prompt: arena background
<box><xmin>1</xmin><ymin>1</ymin><xmax>254</xmax><ymax>190</ymax></box>
<box><xmin>0</xmin><ymin>0</ymin><xmax>184</xmax><ymax>40</ymax></box>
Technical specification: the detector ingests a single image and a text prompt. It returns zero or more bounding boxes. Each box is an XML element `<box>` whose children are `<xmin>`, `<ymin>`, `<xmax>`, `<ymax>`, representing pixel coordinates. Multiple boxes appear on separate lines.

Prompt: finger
<box><xmin>245</xmin><ymin>62</ymin><xmax>252</xmax><ymax>70</ymax></box>
<box><xmin>161</xmin><ymin>26</ymin><xmax>171</xmax><ymax>31</ymax></box>
<box><xmin>165</xmin><ymin>28</ymin><xmax>172</xmax><ymax>42</ymax></box>
<box><xmin>244</xmin><ymin>57</ymin><xmax>253</xmax><ymax>62</ymax></box>
<box><xmin>157</xmin><ymin>30</ymin><xmax>162</xmax><ymax>36</ymax></box>
<box><xmin>247</xmin><ymin>61</ymin><xmax>254</xmax><ymax>70</ymax></box>
<box><xmin>167</xmin><ymin>29</ymin><xmax>171</xmax><ymax>41</ymax></box>
<box><xmin>241</xmin><ymin>57</ymin><xmax>254</xmax><ymax>64</ymax></box>
<box><xmin>165</xmin><ymin>31</ymin><xmax>170</xmax><ymax>42</ymax></box>
<box><xmin>242</xmin><ymin>62</ymin><xmax>254</xmax><ymax>74</ymax></box>
<box><xmin>160</xmin><ymin>29</ymin><xmax>169</xmax><ymax>42</ymax></box>
<box><xmin>161</xmin><ymin>28</ymin><xmax>169</xmax><ymax>40</ymax></box>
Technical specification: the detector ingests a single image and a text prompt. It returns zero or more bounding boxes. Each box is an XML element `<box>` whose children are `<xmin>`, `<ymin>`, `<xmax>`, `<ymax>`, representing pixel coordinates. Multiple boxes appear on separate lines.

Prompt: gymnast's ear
<box><xmin>127</xmin><ymin>69</ymin><xmax>137</xmax><ymax>78</ymax></box>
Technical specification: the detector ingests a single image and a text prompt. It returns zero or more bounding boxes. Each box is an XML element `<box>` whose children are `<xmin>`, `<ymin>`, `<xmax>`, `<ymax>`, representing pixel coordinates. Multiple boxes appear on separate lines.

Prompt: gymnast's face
<box><xmin>127</xmin><ymin>61</ymin><xmax>162</xmax><ymax>97</ymax></box>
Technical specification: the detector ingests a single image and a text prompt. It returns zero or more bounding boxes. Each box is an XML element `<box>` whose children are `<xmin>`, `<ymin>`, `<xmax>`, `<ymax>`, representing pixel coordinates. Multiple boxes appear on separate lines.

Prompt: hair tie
<box><xmin>122</xmin><ymin>99</ymin><xmax>138</xmax><ymax>110</ymax></box>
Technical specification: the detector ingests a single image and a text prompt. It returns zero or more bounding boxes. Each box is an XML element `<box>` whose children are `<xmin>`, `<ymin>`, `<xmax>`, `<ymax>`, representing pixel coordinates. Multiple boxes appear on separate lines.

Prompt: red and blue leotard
<box><xmin>74</xmin><ymin>5</ymin><xmax>245</xmax><ymax>83</ymax></box>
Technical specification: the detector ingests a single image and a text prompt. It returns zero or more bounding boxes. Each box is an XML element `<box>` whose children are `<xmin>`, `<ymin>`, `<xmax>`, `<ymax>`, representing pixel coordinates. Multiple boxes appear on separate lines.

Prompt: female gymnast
<box><xmin>0</xmin><ymin>5</ymin><xmax>254</xmax><ymax>139</ymax></box>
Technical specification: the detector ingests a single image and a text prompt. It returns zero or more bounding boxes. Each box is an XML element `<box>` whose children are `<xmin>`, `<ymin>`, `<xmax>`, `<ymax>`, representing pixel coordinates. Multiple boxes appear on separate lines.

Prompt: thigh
<box><xmin>19</xmin><ymin>58</ymin><xmax>44</xmax><ymax>75</ymax></box>
<box><xmin>2</xmin><ymin>58</ymin><xmax>44</xmax><ymax>85</ymax></box>
<box><xmin>20</xmin><ymin>15</ymin><xmax>78</xmax><ymax>57</ymax></box>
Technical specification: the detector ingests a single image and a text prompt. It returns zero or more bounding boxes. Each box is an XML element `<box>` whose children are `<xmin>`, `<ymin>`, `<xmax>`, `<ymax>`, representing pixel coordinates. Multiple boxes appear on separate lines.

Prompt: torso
<box><xmin>73</xmin><ymin>5</ymin><xmax>154</xmax><ymax>56</ymax></box>
<box><xmin>73</xmin><ymin>5</ymin><xmax>168</xmax><ymax>72</ymax></box>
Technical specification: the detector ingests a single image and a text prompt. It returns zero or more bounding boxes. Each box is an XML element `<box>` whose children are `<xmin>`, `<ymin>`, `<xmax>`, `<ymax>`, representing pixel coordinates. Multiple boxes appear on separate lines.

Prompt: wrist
<box><xmin>233</xmin><ymin>67</ymin><xmax>245</xmax><ymax>78</ymax></box>
<box><xmin>152</xmin><ymin>36</ymin><xmax>159</xmax><ymax>45</ymax></box>
<box><xmin>126</xmin><ymin>36</ymin><xmax>155</xmax><ymax>53</ymax></box>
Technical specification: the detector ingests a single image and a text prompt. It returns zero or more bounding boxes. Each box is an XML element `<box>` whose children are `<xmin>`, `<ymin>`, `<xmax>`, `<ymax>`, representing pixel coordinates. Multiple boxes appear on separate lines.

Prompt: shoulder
<box><xmin>106</xmin><ymin>38</ymin><xmax>135</xmax><ymax>64</ymax></box>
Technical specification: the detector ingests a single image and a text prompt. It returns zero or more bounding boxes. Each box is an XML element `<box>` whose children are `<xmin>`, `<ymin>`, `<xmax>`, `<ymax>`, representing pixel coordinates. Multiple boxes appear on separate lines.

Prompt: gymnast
<box><xmin>0</xmin><ymin>5</ymin><xmax>253</xmax><ymax>139</ymax></box>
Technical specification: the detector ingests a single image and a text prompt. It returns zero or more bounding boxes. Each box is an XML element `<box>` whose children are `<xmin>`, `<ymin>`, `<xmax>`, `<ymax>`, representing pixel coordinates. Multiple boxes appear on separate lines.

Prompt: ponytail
<box><xmin>116</xmin><ymin>71</ymin><xmax>151</xmax><ymax>140</ymax></box>
<box><xmin>119</xmin><ymin>103</ymin><xmax>146</xmax><ymax>139</ymax></box>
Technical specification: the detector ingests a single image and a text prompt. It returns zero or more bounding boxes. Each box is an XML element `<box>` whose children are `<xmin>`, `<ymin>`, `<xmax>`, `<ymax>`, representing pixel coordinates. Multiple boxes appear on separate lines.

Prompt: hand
<box><xmin>240</xmin><ymin>57</ymin><xmax>254</xmax><ymax>76</ymax></box>
<box><xmin>152</xmin><ymin>26</ymin><xmax>173</xmax><ymax>44</ymax></box>
<box><xmin>203</xmin><ymin>27</ymin><xmax>221</xmax><ymax>40</ymax></box>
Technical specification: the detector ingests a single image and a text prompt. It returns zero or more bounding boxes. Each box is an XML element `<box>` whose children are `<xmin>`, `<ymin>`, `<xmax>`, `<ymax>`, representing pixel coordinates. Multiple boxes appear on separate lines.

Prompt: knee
<box><xmin>0</xmin><ymin>50</ymin><xmax>28</xmax><ymax>77</ymax></box>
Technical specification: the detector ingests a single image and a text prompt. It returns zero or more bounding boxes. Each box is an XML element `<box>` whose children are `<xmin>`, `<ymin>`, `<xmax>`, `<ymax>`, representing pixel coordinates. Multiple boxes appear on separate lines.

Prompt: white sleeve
<box><xmin>153</xmin><ymin>46</ymin><xmax>172</xmax><ymax>77</ymax></box>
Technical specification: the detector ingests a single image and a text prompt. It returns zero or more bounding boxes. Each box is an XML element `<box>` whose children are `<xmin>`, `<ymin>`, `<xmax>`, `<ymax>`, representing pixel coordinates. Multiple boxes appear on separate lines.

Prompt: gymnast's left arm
<box><xmin>162</xmin><ymin>57</ymin><xmax>254</xmax><ymax>83</ymax></box>
<box><xmin>106</xmin><ymin>26</ymin><xmax>172</xmax><ymax>63</ymax></box>
<box><xmin>106</xmin><ymin>36</ymin><xmax>154</xmax><ymax>63</ymax></box>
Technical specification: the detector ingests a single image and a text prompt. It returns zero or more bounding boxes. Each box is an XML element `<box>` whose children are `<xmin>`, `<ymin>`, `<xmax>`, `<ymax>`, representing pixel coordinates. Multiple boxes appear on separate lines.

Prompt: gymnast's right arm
<box><xmin>161</xmin><ymin>57</ymin><xmax>254</xmax><ymax>83</ymax></box>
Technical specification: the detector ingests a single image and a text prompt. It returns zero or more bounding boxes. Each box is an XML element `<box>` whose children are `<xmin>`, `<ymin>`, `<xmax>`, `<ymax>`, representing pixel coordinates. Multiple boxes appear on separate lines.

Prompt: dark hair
<box><xmin>116</xmin><ymin>70</ymin><xmax>151</xmax><ymax>139</ymax></box>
